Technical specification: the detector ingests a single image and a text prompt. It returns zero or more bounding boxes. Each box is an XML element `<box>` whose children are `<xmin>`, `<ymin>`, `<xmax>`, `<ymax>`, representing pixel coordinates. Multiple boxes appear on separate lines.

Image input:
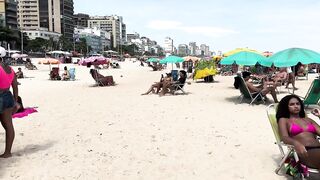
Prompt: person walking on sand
<box><xmin>0</xmin><ymin>57</ymin><xmax>19</xmax><ymax>158</ymax></box>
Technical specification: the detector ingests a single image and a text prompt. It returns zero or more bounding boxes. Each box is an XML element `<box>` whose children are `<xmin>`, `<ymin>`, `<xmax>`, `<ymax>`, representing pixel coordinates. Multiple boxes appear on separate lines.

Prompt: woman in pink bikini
<box><xmin>0</xmin><ymin>57</ymin><xmax>19</xmax><ymax>158</ymax></box>
<box><xmin>277</xmin><ymin>95</ymin><xmax>320</xmax><ymax>169</ymax></box>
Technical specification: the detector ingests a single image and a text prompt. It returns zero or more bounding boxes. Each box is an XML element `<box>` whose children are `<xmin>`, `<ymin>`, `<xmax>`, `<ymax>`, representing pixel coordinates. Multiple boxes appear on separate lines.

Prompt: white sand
<box><xmin>0</xmin><ymin>60</ymin><xmax>319</xmax><ymax>179</ymax></box>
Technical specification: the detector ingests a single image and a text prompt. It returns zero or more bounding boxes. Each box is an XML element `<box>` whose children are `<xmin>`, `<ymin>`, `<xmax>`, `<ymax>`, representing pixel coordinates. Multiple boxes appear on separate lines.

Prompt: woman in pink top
<box><xmin>0</xmin><ymin>57</ymin><xmax>19</xmax><ymax>158</ymax></box>
<box><xmin>277</xmin><ymin>95</ymin><xmax>320</xmax><ymax>169</ymax></box>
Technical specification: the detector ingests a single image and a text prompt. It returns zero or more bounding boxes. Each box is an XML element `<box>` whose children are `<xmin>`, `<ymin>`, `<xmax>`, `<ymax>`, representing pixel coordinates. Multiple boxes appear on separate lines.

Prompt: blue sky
<box><xmin>74</xmin><ymin>0</ymin><xmax>320</xmax><ymax>53</ymax></box>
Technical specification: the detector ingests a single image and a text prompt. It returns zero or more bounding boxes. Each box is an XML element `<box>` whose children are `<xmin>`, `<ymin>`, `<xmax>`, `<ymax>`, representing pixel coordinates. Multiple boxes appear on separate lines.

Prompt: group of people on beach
<box><xmin>141</xmin><ymin>70</ymin><xmax>187</xmax><ymax>96</ymax></box>
<box><xmin>1</xmin><ymin>56</ymin><xmax>320</xmax><ymax>178</ymax></box>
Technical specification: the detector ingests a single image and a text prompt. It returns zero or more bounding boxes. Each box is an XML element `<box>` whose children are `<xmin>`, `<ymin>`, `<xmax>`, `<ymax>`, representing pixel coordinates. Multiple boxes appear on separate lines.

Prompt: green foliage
<box><xmin>58</xmin><ymin>35</ymin><xmax>73</xmax><ymax>51</ymax></box>
<box><xmin>195</xmin><ymin>60</ymin><xmax>216</xmax><ymax>70</ymax></box>
<box><xmin>25</xmin><ymin>37</ymin><xmax>48</xmax><ymax>52</ymax></box>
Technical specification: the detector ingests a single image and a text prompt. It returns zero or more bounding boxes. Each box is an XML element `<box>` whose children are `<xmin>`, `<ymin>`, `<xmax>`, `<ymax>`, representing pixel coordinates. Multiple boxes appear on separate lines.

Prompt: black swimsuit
<box><xmin>305</xmin><ymin>146</ymin><xmax>320</xmax><ymax>151</ymax></box>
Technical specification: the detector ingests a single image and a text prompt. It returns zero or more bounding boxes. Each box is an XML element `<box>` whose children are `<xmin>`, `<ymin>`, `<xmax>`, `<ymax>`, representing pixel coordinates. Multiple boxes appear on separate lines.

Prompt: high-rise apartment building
<box><xmin>126</xmin><ymin>32</ymin><xmax>139</xmax><ymax>43</ymax></box>
<box><xmin>200</xmin><ymin>44</ymin><xmax>210</xmax><ymax>56</ymax></box>
<box><xmin>17</xmin><ymin>0</ymin><xmax>74</xmax><ymax>41</ymax></box>
<box><xmin>88</xmin><ymin>15</ymin><xmax>126</xmax><ymax>48</ymax></box>
<box><xmin>0</xmin><ymin>0</ymin><xmax>18</xmax><ymax>30</ymax></box>
<box><xmin>164</xmin><ymin>37</ymin><xmax>173</xmax><ymax>54</ymax></box>
<box><xmin>48</xmin><ymin>0</ymin><xmax>74</xmax><ymax>41</ymax></box>
<box><xmin>189</xmin><ymin>42</ymin><xmax>196</xmax><ymax>55</ymax></box>
<box><xmin>17</xmin><ymin>0</ymin><xmax>39</xmax><ymax>30</ymax></box>
<box><xmin>74</xmin><ymin>13</ymin><xmax>89</xmax><ymax>28</ymax></box>
<box><xmin>178</xmin><ymin>44</ymin><xmax>188</xmax><ymax>56</ymax></box>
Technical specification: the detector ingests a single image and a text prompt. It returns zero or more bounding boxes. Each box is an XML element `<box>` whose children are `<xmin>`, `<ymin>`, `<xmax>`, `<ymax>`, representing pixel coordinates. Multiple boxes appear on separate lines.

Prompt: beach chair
<box><xmin>298</xmin><ymin>79</ymin><xmax>320</xmax><ymax>108</ymax></box>
<box><xmin>90</xmin><ymin>69</ymin><xmax>114</xmax><ymax>86</ymax></box>
<box><xmin>238</xmin><ymin>76</ymin><xmax>265</xmax><ymax>105</ymax></box>
<box><xmin>69</xmin><ymin>68</ymin><xmax>75</xmax><ymax>81</ymax></box>
<box><xmin>49</xmin><ymin>67</ymin><xmax>60</xmax><ymax>80</ymax></box>
<box><xmin>296</xmin><ymin>66</ymin><xmax>308</xmax><ymax>80</ymax></box>
<box><xmin>171</xmin><ymin>70</ymin><xmax>179</xmax><ymax>81</ymax></box>
<box><xmin>170</xmin><ymin>79</ymin><xmax>187</xmax><ymax>95</ymax></box>
<box><xmin>266</xmin><ymin>104</ymin><xmax>319</xmax><ymax>178</ymax></box>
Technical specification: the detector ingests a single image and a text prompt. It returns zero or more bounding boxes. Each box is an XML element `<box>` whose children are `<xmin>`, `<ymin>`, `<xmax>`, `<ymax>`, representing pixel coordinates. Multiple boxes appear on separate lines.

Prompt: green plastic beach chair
<box><xmin>266</xmin><ymin>104</ymin><xmax>319</xmax><ymax>178</ymax></box>
<box><xmin>238</xmin><ymin>76</ymin><xmax>265</xmax><ymax>105</ymax></box>
<box><xmin>301</xmin><ymin>79</ymin><xmax>320</xmax><ymax>107</ymax></box>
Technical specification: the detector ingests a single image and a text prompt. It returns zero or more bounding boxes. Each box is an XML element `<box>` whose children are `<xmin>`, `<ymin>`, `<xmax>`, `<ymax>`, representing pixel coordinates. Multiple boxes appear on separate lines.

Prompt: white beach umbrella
<box><xmin>0</xmin><ymin>46</ymin><xmax>6</xmax><ymax>57</ymax></box>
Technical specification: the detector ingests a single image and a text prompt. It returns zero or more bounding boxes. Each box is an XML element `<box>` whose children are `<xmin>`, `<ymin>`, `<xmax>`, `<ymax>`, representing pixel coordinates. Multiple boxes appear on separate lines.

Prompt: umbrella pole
<box><xmin>172</xmin><ymin>63</ymin><xmax>173</xmax><ymax>70</ymax></box>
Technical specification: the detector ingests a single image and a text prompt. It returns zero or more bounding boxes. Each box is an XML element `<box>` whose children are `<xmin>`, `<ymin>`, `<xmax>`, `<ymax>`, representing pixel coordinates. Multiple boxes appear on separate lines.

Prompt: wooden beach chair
<box><xmin>266</xmin><ymin>104</ymin><xmax>319</xmax><ymax>179</ymax></box>
<box><xmin>238</xmin><ymin>76</ymin><xmax>265</xmax><ymax>105</ymax></box>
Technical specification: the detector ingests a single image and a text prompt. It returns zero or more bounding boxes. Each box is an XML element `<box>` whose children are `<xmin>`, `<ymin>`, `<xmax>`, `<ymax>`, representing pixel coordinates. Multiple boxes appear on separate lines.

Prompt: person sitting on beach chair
<box><xmin>276</xmin><ymin>95</ymin><xmax>320</xmax><ymax>174</ymax></box>
<box><xmin>25</xmin><ymin>58</ymin><xmax>37</xmax><ymax>70</ymax></box>
<box><xmin>273</xmin><ymin>68</ymin><xmax>288</xmax><ymax>86</ymax></box>
<box><xmin>61</xmin><ymin>66</ymin><xmax>70</xmax><ymax>81</ymax></box>
<box><xmin>90</xmin><ymin>69</ymin><xmax>114</xmax><ymax>86</ymax></box>
<box><xmin>141</xmin><ymin>73</ymin><xmax>173</xmax><ymax>95</ymax></box>
<box><xmin>159</xmin><ymin>70</ymin><xmax>187</xmax><ymax>96</ymax></box>
<box><xmin>242</xmin><ymin>71</ymin><xmax>278</xmax><ymax>103</ymax></box>
<box><xmin>15</xmin><ymin>68</ymin><xmax>24</xmax><ymax>79</ymax></box>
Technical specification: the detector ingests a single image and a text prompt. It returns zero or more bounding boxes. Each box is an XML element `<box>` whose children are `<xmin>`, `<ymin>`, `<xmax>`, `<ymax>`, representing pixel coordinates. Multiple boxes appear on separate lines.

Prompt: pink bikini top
<box><xmin>289</xmin><ymin>119</ymin><xmax>317</xmax><ymax>136</ymax></box>
<box><xmin>0</xmin><ymin>65</ymin><xmax>14</xmax><ymax>89</ymax></box>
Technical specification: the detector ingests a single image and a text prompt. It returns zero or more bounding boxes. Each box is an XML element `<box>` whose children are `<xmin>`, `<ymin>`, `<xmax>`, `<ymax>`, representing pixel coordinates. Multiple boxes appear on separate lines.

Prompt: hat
<box><xmin>242</xmin><ymin>71</ymin><xmax>251</xmax><ymax>78</ymax></box>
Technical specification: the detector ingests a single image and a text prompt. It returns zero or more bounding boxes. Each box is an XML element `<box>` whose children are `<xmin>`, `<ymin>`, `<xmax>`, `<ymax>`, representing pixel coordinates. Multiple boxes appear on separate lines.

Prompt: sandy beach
<box><xmin>0</xmin><ymin>59</ymin><xmax>319</xmax><ymax>180</ymax></box>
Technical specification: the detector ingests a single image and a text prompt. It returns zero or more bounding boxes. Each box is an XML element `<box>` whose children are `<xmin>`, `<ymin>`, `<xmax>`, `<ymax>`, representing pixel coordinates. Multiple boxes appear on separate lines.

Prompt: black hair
<box><xmin>87</xmin><ymin>62</ymin><xmax>92</xmax><ymax>68</ymax></box>
<box><xmin>64</xmin><ymin>66</ymin><xmax>67</xmax><ymax>70</ymax></box>
<box><xmin>276</xmin><ymin>94</ymin><xmax>305</xmax><ymax>121</ymax></box>
<box><xmin>242</xmin><ymin>71</ymin><xmax>251</xmax><ymax>79</ymax></box>
<box><xmin>179</xmin><ymin>70</ymin><xmax>187</xmax><ymax>77</ymax></box>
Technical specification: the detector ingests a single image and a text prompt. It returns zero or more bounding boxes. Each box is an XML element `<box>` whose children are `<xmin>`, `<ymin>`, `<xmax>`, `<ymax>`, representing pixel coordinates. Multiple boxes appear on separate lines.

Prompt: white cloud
<box><xmin>146</xmin><ymin>20</ymin><xmax>238</xmax><ymax>38</ymax></box>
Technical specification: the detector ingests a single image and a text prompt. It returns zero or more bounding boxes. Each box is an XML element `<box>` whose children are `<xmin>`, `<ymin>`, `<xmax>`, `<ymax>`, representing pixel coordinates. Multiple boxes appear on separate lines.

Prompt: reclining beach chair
<box><xmin>90</xmin><ymin>69</ymin><xmax>114</xmax><ymax>86</ymax></box>
<box><xmin>69</xmin><ymin>68</ymin><xmax>75</xmax><ymax>81</ymax></box>
<box><xmin>293</xmin><ymin>79</ymin><xmax>320</xmax><ymax>108</ymax></box>
<box><xmin>266</xmin><ymin>104</ymin><xmax>319</xmax><ymax>179</ymax></box>
<box><xmin>238</xmin><ymin>76</ymin><xmax>265</xmax><ymax>105</ymax></box>
<box><xmin>296</xmin><ymin>66</ymin><xmax>309</xmax><ymax>80</ymax></box>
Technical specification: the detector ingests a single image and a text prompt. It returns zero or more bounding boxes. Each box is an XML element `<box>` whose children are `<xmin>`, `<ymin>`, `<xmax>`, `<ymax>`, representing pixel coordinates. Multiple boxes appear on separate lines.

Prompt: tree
<box><xmin>75</xmin><ymin>38</ymin><xmax>91</xmax><ymax>56</ymax></box>
<box><xmin>25</xmin><ymin>37</ymin><xmax>48</xmax><ymax>52</ymax></box>
<box><xmin>58</xmin><ymin>35</ymin><xmax>72</xmax><ymax>51</ymax></box>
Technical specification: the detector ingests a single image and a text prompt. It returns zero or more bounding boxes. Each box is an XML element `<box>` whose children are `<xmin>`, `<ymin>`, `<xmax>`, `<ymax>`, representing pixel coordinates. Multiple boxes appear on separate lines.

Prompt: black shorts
<box><xmin>0</xmin><ymin>91</ymin><xmax>15</xmax><ymax>114</ymax></box>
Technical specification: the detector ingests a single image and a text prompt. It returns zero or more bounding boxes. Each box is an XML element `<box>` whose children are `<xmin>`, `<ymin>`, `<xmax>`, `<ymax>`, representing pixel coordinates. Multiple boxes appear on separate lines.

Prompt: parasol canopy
<box><xmin>223</xmin><ymin>48</ymin><xmax>262</xmax><ymax>57</ymax></box>
<box><xmin>220</xmin><ymin>51</ymin><xmax>267</xmax><ymax>66</ymax></box>
<box><xmin>260</xmin><ymin>48</ymin><xmax>320</xmax><ymax>67</ymax></box>
<box><xmin>78</xmin><ymin>56</ymin><xmax>110</xmax><ymax>66</ymax></box>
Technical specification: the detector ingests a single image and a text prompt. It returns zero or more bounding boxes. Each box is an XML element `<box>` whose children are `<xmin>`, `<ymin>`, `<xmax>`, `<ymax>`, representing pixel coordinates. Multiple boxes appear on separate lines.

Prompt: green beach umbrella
<box><xmin>146</xmin><ymin>58</ymin><xmax>159</xmax><ymax>63</ymax></box>
<box><xmin>262</xmin><ymin>48</ymin><xmax>320</xmax><ymax>67</ymax></box>
<box><xmin>159</xmin><ymin>56</ymin><xmax>184</xmax><ymax>64</ymax></box>
<box><xmin>220</xmin><ymin>51</ymin><xmax>267</xmax><ymax>66</ymax></box>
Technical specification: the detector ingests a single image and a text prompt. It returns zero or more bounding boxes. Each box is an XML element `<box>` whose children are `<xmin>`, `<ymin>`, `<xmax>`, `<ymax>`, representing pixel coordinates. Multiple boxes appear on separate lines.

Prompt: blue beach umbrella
<box><xmin>220</xmin><ymin>51</ymin><xmax>267</xmax><ymax>66</ymax></box>
<box><xmin>261</xmin><ymin>48</ymin><xmax>320</xmax><ymax>67</ymax></box>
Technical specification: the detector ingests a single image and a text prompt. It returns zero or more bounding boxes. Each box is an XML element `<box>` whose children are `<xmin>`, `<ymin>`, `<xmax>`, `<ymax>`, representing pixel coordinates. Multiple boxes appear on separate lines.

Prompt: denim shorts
<box><xmin>0</xmin><ymin>91</ymin><xmax>15</xmax><ymax>114</ymax></box>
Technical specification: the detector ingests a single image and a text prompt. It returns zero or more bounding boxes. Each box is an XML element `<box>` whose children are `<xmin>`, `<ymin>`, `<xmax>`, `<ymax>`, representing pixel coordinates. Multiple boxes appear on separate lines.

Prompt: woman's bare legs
<box><xmin>0</xmin><ymin>107</ymin><xmax>15</xmax><ymax>158</ymax></box>
<box><xmin>299</xmin><ymin>149</ymin><xmax>320</xmax><ymax>169</ymax></box>
<box><xmin>142</xmin><ymin>83</ymin><xmax>161</xmax><ymax>95</ymax></box>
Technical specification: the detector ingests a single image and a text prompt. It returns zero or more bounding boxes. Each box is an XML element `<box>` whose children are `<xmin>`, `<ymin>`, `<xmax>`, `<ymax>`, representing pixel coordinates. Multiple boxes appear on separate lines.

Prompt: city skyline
<box><xmin>74</xmin><ymin>0</ymin><xmax>320</xmax><ymax>53</ymax></box>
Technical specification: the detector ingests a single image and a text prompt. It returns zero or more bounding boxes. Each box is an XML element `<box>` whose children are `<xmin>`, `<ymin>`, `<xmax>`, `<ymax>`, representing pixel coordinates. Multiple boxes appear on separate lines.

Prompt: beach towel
<box><xmin>13</xmin><ymin>107</ymin><xmax>38</xmax><ymax>119</ymax></box>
